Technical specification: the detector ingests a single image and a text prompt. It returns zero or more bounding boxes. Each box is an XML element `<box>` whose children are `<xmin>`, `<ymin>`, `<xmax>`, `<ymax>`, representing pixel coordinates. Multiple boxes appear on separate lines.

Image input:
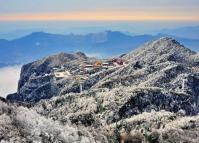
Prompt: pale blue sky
<box><xmin>0</xmin><ymin>0</ymin><xmax>198</xmax><ymax>21</ymax></box>
<box><xmin>0</xmin><ymin>0</ymin><xmax>199</xmax><ymax>14</ymax></box>
<box><xmin>0</xmin><ymin>0</ymin><xmax>198</xmax><ymax>37</ymax></box>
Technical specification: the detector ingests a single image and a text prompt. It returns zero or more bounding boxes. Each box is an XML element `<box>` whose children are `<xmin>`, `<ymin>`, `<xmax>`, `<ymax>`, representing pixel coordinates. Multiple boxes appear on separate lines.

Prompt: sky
<box><xmin>0</xmin><ymin>0</ymin><xmax>198</xmax><ymax>21</ymax></box>
<box><xmin>0</xmin><ymin>0</ymin><xmax>198</xmax><ymax>38</ymax></box>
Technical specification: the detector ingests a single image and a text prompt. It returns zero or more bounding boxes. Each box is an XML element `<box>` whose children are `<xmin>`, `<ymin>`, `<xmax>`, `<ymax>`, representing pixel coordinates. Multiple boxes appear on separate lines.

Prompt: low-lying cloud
<box><xmin>0</xmin><ymin>65</ymin><xmax>21</xmax><ymax>98</ymax></box>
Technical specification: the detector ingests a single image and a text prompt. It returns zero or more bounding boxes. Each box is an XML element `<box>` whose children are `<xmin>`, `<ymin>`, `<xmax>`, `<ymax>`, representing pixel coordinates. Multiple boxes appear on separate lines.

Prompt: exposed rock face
<box><xmin>4</xmin><ymin>37</ymin><xmax>199</xmax><ymax>142</ymax></box>
<box><xmin>7</xmin><ymin>52</ymin><xmax>91</xmax><ymax>102</ymax></box>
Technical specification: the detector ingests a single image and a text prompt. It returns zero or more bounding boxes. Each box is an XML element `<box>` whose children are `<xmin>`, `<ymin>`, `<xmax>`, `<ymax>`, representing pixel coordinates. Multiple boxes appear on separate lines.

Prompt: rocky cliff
<box><xmin>7</xmin><ymin>52</ymin><xmax>91</xmax><ymax>102</ymax></box>
<box><xmin>2</xmin><ymin>37</ymin><xmax>199</xmax><ymax>143</ymax></box>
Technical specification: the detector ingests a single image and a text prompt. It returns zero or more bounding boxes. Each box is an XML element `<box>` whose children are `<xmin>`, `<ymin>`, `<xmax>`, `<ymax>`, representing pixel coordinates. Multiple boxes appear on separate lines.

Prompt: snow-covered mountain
<box><xmin>1</xmin><ymin>37</ymin><xmax>198</xmax><ymax>143</ymax></box>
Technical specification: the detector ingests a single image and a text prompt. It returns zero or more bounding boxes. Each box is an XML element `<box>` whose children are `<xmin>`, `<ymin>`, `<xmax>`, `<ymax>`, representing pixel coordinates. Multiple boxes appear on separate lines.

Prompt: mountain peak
<box><xmin>16</xmin><ymin>32</ymin><xmax>52</xmax><ymax>41</ymax></box>
<box><xmin>153</xmin><ymin>37</ymin><xmax>181</xmax><ymax>46</ymax></box>
<box><xmin>44</xmin><ymin>52</ymin><xmax>88</xmax><ymax>63</ymax></box>
<box><xmin>124</xmin><ymin>37</ymin><xmax>196</xmax><ymax>64</ymax></box>
<box><xmin>148</xmin><ymin>37</ymin><xmax>195</xmax><ymax>54</ymax></box>
<box><xmin>156</xmin><ymin>36</ymin><xmax>176</xmax><ymax>42</ymax></box>
<box><xmin>75</xmin><ymin>51</ymin><xmax>87</xmax><ymax>58</ymax></box>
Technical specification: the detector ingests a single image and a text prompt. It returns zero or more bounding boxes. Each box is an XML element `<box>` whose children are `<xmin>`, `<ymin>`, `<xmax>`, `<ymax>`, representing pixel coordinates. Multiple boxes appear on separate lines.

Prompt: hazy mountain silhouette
<box><xmin>0</xmin><ymin>31</ymin><xmax>198</xmax><ymax>67</ymax></box>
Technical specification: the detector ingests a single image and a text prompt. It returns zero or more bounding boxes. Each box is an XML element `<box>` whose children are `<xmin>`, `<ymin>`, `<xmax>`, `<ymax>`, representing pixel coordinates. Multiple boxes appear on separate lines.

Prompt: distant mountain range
<box><xmin>0</xmin><ymin>30</ymin><xmax>198</xmax><ymax>67</ymax></box>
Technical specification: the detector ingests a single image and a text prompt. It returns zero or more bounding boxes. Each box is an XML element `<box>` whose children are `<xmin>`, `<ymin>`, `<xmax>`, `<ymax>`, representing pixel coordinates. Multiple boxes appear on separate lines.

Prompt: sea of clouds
<box><xmin>0</xmin><ymin>65</ymin><xmax>21</xmax><ymax>98</ymax></box>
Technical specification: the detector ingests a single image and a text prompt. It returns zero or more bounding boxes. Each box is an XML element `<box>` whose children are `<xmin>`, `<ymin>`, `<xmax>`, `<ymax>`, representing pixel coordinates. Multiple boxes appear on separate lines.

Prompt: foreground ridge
<box><xmin>2</xmin><ymin>37</ymin><xmax>199</xmax><ymax>143</ymax></box>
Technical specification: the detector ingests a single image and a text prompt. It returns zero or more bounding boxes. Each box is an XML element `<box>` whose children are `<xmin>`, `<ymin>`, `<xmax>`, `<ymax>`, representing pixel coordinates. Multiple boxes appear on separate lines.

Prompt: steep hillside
<box><xmin>4</xmin><ymin>37</ymin><xmax>199</xmax><ymax>143</ymax></box>
<box><xmin>7</xmin><ymin>52</ymin><xmax>92</xmax><ymax>102</ymax></box>
<box><xmin>0</xmin><ymin>100</ymin><xmax>102</xmax><ymax>143</ymax></box>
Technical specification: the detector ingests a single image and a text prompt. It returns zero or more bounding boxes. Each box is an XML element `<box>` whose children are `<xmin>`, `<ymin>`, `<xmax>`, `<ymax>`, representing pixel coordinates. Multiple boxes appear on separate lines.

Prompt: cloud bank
<box><xmin>0</xmin><ymin>65</ymin><xmax>21</xmax><ymax>98</ymax></box>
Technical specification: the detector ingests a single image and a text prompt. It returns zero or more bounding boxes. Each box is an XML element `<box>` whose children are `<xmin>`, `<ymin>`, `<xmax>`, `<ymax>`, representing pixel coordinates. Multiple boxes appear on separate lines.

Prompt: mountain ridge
<box><xmin>7</xmin><ymin>37</ymin><xmax>198</xmax><ymax>102</ymax></box>
<box><xmin>2</xmin><ymin>37</ymin><xmax>199</xmax><ymax>143</ymax></box>
<box><xmin>0</xmin><ymin>31</ymin><xmax>198</xmax><ymax>67</ymax></box>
